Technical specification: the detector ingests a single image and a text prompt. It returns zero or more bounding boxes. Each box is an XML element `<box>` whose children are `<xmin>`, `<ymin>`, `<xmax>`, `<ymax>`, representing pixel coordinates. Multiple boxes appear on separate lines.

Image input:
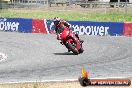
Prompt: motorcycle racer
<box><xmin>53</xmin><ymin>17</ymin><xmax>84</xmax><ymax>43</ymax></box>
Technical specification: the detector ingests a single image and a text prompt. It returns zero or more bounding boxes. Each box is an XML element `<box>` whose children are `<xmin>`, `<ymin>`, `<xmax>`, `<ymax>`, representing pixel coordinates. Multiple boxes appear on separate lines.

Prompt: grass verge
<box><xmin>0</xmin><ymin>8</ymin><xmax>132</xmax><ymax>22</ymax></box>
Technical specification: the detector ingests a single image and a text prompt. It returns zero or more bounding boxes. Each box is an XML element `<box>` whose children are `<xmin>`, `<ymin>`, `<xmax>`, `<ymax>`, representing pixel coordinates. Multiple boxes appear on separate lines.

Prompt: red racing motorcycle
<box><xmin>57</xmin><ymin>26</ymin><xmax>84</xmax><ymax>55</ymax></box>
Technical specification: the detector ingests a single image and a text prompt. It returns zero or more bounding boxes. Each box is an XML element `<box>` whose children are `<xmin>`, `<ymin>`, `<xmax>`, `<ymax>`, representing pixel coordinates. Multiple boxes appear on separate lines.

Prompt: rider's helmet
<box><xmin>53</xmin><ymin>17</ymin><xmax>61</xmax><ymax>26</ymax></box>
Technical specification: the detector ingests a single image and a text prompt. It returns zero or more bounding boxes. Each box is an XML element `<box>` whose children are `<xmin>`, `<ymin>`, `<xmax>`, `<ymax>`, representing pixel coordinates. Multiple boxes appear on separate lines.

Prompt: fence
<box><xmin>7</xmin><ymin>0</ymin><xmax>132</xmax><ymax>8</ymax></box>
<box><xmin>1</xmin><ymin>0</ymin><xmax>132</xmax><ymax>19</ymax></box>
<box><xmin>9</xmin><ymin>0</ymin><xmax>72</xmax><ymax>8</ymax></box>
<box><xmin>9</xmin><ymin>0</ymin><xmax>49</xmax><ymax>8</ymax></box>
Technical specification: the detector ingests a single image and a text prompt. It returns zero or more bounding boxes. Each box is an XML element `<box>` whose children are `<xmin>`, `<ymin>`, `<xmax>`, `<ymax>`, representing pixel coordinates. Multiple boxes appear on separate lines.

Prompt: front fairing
<box><xmin>57</xmin><ymin>27</ymin><xmax>81</xmax><ymax>51</ymax></box>
<box><xmin>58</xmin><ymin>27</ymin><xmax>69</xmax><ymax>40</ymax></box>
<box><xmin>66</xmin><ymin>31</ymin><xmax>81</xmax><ymax>50</ymax></box>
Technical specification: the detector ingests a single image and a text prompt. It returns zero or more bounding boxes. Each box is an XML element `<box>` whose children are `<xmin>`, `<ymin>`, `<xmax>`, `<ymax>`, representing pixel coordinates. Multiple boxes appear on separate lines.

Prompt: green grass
<box><xmin>0</xmin><ymin>9</ymin><xmax>132</xmax><ymax>22</ymax></box>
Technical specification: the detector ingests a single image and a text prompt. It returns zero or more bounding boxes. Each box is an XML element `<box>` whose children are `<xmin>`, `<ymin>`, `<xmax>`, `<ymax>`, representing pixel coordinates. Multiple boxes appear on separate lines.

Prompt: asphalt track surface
<box><xmin>0</xmin><ymin>32</ymin><xmax>132</xmax><ymax>83</ymax></box>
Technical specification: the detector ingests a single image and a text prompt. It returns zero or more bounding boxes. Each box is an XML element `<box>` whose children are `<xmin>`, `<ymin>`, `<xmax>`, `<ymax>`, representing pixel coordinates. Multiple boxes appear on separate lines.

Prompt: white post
<box><xmin>118</xmin><ymin>0</ymin><xmax>120</xmax><ymax>13</ymax></box>
<box><xmin>124</xmin><ymin>0</ymin><xmax>127</xmax><ymax>20</ymax></box>
<box><xmin>47</xmin><ymin>0</ymin><xmax>49</xmax><ymax>7</ymax></box>
<box><xmin>118</xmin><ymin>0</ymin><xmax>120</xmax><ymax>8</ymax></box>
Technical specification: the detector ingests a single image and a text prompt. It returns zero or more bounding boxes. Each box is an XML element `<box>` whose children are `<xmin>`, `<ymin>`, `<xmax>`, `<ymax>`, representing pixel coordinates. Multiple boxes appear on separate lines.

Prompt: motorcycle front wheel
<box><xmin>79</xmin><ymin>47</ymin><xmax>84</xmax><ymax>53</ymax></box>
<box><xmin>66</xmin><ymin>43</ymin><xmax>79</xmax><ymax>55</ymax></box>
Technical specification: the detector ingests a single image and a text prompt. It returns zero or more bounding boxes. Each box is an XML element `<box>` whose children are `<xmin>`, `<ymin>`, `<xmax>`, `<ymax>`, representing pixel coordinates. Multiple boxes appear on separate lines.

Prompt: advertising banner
<box><xmin>0</xmin><ymin>18</ymin><xmax>125</xmax><ymax>36</ymax></box>
<box><xmin>0</xmin><ymin>18</ymin><xmax>32</xmax><ymax>33</ymax></box>
<box><xmin>124</xmin><ymin>22</ymin><xmax>132</xmax><ymax>36</ymax></box>
<box><xmin>46</xmin><ymin>20</ymin><xmax>55</xmax><ymax>34</ymax></box>
<box><xmin>46</xmin><ymin>20</ymin><xmax>124</xmax><ymax>36</ymax></box>
<box><xmin>32</xmin><ymin>19</ymin><xmax>48</xmax><ymax>34</ymax></box>
<box><xmin>68</xmin><ymin>21</ymin><xmax>124</xmax><ymax>36</ymax></box>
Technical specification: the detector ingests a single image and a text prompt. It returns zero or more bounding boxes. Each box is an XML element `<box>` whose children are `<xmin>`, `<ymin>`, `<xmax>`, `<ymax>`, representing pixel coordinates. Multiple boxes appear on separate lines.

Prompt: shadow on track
<box><xmin>53</xmin><ymin>52</ymin><xmax>75</xmax><ymax>55</ymax></box>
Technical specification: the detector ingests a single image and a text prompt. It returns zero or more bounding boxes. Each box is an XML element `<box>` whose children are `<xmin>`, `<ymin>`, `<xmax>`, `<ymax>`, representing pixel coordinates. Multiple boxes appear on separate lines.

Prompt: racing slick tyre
<box><xmin>79</xmin><ymin>48</ymin><xmax>84</xmax><ymax>53</ymax></box>
<box><xmin>66</xmin><ymin>43</ymin><xmax>79</xmax><ymax>55</ymax></box>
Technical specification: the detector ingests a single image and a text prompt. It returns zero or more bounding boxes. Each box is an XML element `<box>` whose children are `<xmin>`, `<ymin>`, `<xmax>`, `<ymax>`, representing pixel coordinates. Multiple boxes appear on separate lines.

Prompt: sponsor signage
<box><xmin>68</xmin><ymin>21</ymin><xmax>124</xmax><ymax>36</ymax></box>
<box><xmin>46</xmin><ymin>20</ymin><xmax>124</xmax><ymax>36</ymax></box>
<box><xmin>124</xmin><ymin>22</ymin><xmax>132</xmax><ymax>36</ymax></box>
<box><xmin>0</xmin><ymin>18</ymin><xmax>19</xmax><ymax>32</ymax></box>
<box><xmin>0</xmin><ymin>18</ymin><xmax>32</xmax><ymax>33</ymax></box>
<box><xmin>32</xmin><ymin>19</ymin><xmax>48</xmax><ymax>34</ymax></box>
<box><xmin>0</xmin><ymin>18</ymin><xmax>127</xmax><ymax>36</ymax></box>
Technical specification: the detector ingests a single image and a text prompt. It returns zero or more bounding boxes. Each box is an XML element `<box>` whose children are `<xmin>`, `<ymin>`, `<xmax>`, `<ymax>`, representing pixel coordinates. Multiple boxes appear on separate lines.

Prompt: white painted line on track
<box><xmin>0</xmin><ymin>77</ymin><xmax>131</xmax><ymax>84</ymax></box>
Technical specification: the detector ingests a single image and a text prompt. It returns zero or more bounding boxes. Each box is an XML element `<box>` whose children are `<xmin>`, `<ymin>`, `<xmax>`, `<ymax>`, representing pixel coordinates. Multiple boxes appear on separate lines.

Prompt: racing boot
<box><xmin>68</xmin><ymin>49</ymin><xmax>71</xmax><ymax>52</ymax></box>
<box><xmin>60</xmin><ymin>42</ymin><xmax>63</xmax><ymax>45</ymax></box>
